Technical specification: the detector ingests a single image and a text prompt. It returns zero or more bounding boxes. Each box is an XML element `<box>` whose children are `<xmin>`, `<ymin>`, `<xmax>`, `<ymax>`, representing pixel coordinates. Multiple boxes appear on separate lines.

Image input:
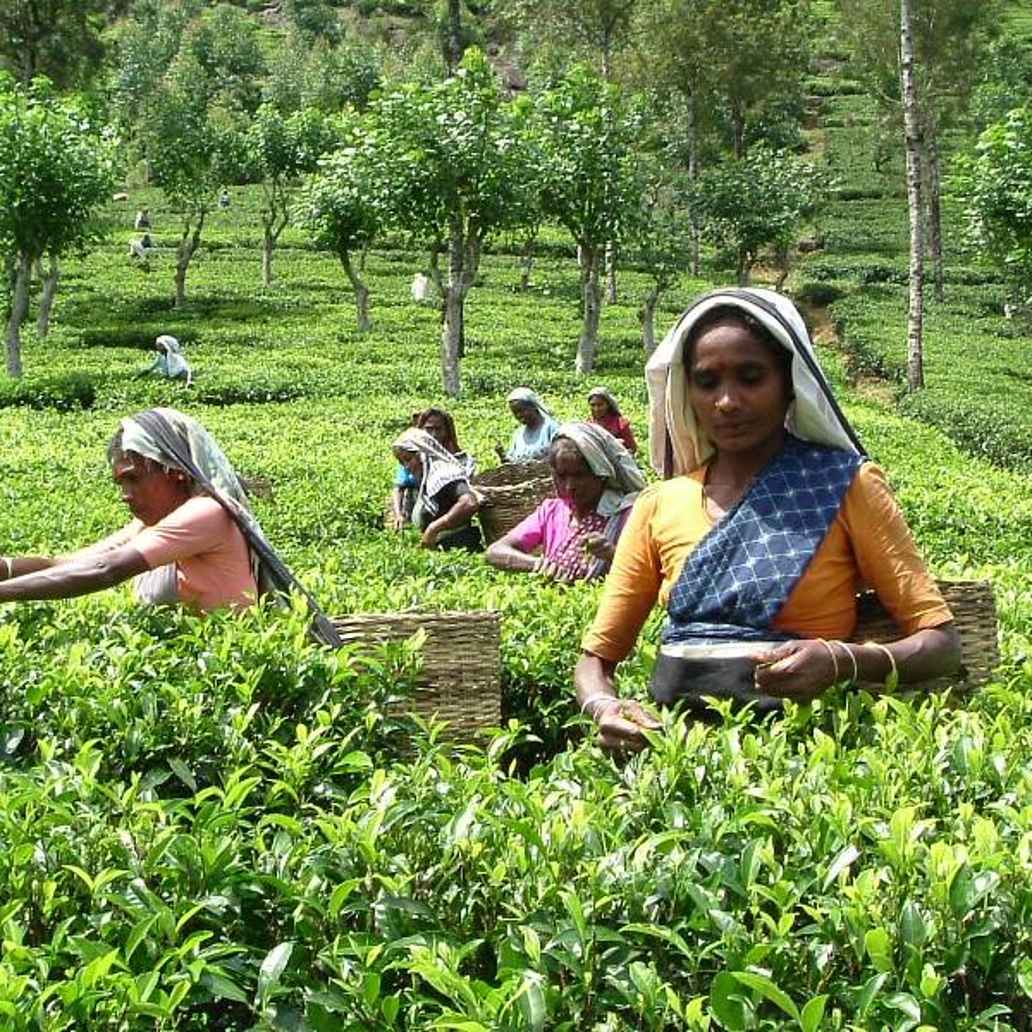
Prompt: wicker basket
<box><xmin>476</xmin><ymin>477</ymin><xmax>554</xmax><ymax>544</ymax></box>
<box><xmin>851</xmin><ymin>578</ymin><xmax>998</xmax><ymax>689</ymax></box>
<box><xmin>473</xmin><ymin>461</ymin><xmax>551</xmax><ymax>488</ymax></box>
<box><xmin>331</xmin><ymin>610</ymin><xmax>501</xmax><ymax>742</ymax></box>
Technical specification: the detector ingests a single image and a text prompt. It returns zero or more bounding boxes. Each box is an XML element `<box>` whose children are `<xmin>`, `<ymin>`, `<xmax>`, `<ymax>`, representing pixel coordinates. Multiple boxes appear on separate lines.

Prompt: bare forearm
<box><xmin>485</xmin><ymin>540</ymin><xmax>538</xmax><ymax>572</ymax></box>
<box><xmin>0</xmin><ymin>550</ymin><xmax>147</xmax><ymax>603</ymax></box>
<box><xmin>0</xmin><ymin>556</ymin><xmax>59</xmax><ymax>580</ymax></box>
<box><xmin>429</xmin><ymin>494</ymin><xmax>479</xmax><ymax>535</ymax></box>
<box><xmin>846</xmin><ymin>624</ymin><xmax>961</xmax><ymax>685</ymax></box>
<box><xmin>575</xmin><ymin>653</ymin><xmax>618</xmax><ymax>708</ymax></box>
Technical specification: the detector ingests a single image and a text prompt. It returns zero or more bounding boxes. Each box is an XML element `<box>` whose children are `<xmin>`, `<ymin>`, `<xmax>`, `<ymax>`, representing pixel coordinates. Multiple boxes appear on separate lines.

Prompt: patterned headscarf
<box><xmin>553</xmin><ymin>421</ymin><xmax>646</xmax><ymax>517</ymax></box>
<box><xmin>393</xmin><ymin>428</ymin><xmax>470</xmax><ymax>517</ymax></box>
<box><xmin>119</xmin><ymin>407</ymin><xmax>249</xmax><ymax>510</ymax></box>
<box><xmin>645</xmin><ymin>287</ymin><xmax>864</xmax><ymax>477</ymax></box>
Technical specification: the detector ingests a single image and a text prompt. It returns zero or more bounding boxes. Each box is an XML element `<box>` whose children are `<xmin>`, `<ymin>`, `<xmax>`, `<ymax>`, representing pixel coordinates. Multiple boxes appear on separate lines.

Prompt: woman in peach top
<box><xmin>575</xmin><ymin>288</ymin><xmax>960</xmax><ymax>752</ymax></box>
<box><xmin>0</xmin><ymin>407</ymin><xmax>338</xmax><ymax>643</ymax></box>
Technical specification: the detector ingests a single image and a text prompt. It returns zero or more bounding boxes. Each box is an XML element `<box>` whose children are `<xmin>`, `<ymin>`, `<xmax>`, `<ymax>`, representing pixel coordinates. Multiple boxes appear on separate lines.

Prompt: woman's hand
<box><xmin>581</xmin><ymin>533</ymin><xmax>614</xmax><ymax>563</ymax></box>
<box><xmin>752</xmin><ymin>640</ymin><xmax>837</xmax><ymax>702</ymax></box>
<box><xmin>494</xmin><ymin>443</ymin><xmax>507</xmax><ymax>462</ymax></box>
<box><xmin>595</xmin><ymin>698</ymin><xmax>662</xmax><ymax>754</ymax></box>
<box><xmin>533</xmin><ymin>557</ymin><xmax>577</xmax><ymax>583</ymax></box>
<box><xmin>420</xmin><ymin>524</ymin><xmax>442</xmax><ymax>549</ymax></box>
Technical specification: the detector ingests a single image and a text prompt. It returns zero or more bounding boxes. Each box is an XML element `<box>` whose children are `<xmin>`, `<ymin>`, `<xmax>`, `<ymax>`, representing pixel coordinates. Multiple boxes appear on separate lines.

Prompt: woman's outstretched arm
<box><xmin>0</xmin><ymin>543</ymin><xmax>150</xmax><ymax>603</ymax></box>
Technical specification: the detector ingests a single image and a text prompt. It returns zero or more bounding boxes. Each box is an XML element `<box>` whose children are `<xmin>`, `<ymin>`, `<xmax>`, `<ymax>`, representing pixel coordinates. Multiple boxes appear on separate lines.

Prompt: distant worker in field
<box><xmin>495</xmin><ymin>387</ymin><xmax>559</xmax><ymax>463</ymax></box>
<box><xmin>0</xmin><ymin>409</ymin><xmax>337</xmax><ymax>640</ymax></box>
<box><xmin>486</xmin><ymin>422</ymin><xmax>644</xmax><ymax>582</ymax></box>
<box><xmin>587</xmin><ymin>387</ymin><xmax>638</xmax><ymax>455</ymax></box>
<box><xmin>392</xmin><ymin>428</ymin><xmax>482</xmax><ymax>551</ymax></box>
<box><xmin>128</xmin><ymin>233</ymin><xmax>154</xmax><ymax>264</ymax></box>
<box><xmin>138</xmin><ymin>334</ymin><xmax>193</xmax><ymax>386</ymax></box>
<box><xmin>219</xmin><ymin>190</ymin><xmax>231</xmax><ymax>210</ymax></box>
<box><xmin>134</xmin><ymin>208</ymin><xmax>151</xmax><ymax>230</ymax></box>
<box><xmin>576</xmin><ymin>287</ymin><xmax>961</xmax><ymax>752</ymax></box>
<box><xmin>389</xmin><ymin>408</ymin><xmax>475</xmax><ymax>530</ymax></box>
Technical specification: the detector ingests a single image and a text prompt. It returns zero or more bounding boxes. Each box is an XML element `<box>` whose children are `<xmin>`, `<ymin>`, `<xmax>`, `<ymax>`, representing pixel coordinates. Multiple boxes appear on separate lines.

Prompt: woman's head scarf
<box><xmin>119</xmin><ymin>407</ymin><xmax>249</xmax><ymax>510</ymax></box>
<box><xmin>507</xmin><ymin>387</ymin><xmax>552</xmax><ymax>420</ymax></box>
<box><xmin>554</xmin><ymin>421</ymin><xmax>646</xmax><ymax>517</ymax></box>
<box><xmin>393</xmin><ymin>427</ymin><xmax>470</xmax><ymax>516</ymax></box>
<box><xmin>587</xmin><ymin>387</ymin><xmax>621</xmax><ymax>416</ymax></box>
<box><xmin>156</xmin><ymin>334</ymin><xmax>183</xmax><ymax>356</ymax></box>
<box><xmin>645</xmin><ymin>287</ymin><xmax>864</xmax><ymax>477</ymax></box>
<box><xmin>113</xmin><ymin>407</ymin><xmax>341</xmax><ymax>646</ymax></box>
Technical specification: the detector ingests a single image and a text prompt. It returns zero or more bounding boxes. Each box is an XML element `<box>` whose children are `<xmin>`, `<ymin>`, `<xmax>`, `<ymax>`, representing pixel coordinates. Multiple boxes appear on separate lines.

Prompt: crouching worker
<box><xmin>486</xmin><ymin>422</ymin><xmax>645</xmax><ymax>582</ymax></box>
<box><xmin>0</xmin><ymin>408</ymin><xmax>339</xmax><ymax>641</ymax></box>
<box><xmin>393</xmin><ymin>429</ymin><xmax>483</xmax><ymax>552</ymax></box>
<box><xmin>138</xmin><ymin>335</ymin><xmax>192</xmax><ymax>386</ymax></box>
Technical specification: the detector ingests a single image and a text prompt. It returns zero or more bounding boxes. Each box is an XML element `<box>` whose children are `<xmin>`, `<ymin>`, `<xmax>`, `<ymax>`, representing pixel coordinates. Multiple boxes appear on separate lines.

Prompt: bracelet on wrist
<box><xmin>580</xmin><ymin>693</ymin><xmax>620</xmax><ymax>720</ymax></box>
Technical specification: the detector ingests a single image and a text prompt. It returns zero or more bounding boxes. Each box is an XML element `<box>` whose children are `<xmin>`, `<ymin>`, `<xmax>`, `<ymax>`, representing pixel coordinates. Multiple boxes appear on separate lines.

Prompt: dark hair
<box><xmin>417</xmin><ymin>407</ymin><xmax>461</xmax><ymax>453</ymax></box>
<box><xmin>684</xmin><ymin>305</ymin><xmax>794</xmax><ymax>390</ymax></box>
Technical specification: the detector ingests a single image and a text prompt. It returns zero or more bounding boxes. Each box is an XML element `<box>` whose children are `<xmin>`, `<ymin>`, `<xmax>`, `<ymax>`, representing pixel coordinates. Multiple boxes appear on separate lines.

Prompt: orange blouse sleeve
<box><xmin>581</xmin><ymin>486</ymin><xmax>664</xmax><ymax>662</ymax></box>
<box><xmin>840</xmin><ymin>463</ymin><xmax>953</xmax><ymax>635</ymax></box>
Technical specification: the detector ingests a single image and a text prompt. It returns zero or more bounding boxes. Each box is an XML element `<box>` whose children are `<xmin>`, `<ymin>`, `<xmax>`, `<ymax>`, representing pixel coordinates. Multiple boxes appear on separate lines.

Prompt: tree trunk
<box><xmin>688</xmin><ymin>103</ymin><xmax>701</xmax><ymax>277</ymax></box>
<box><xmin>640</xmin><ymin>286</ymin><xmax>660</xmax><ymax>354</ymax></box>
<box><xmin>5</xmin><ymin>252</ymin><xmax>31</xmax><ymax>378</ymax></box>
<box><xmin>262</xmin><ymin>223</ymin><xmax>274</xmax><ymax>288</ymax></box>
<box><xmin>605</xmin><ymin>241</ymin><xmax>617</xmax><ymax>304</ymax></box>
<box><xmin>900</xmin><ymin>0</ymin><xmax>925</xmax><ymax>390</ymax></box>
<box><xmin>577</xmin><ymin>245</ymin><xmax>602</xmax><ymax>375</ymax></box>
<box><xmin>446</xmin><ymin>0</ymin><xmax>463</xmax><ymax>74</ymax></box>
<box><xmin>428</xmin><ymin>244</ymin><xmax>444</xmax><ymax>299</ymax></box>
<box><xmin>519</xmin><ymin>233</ymin><xmax>536</xmax><ymax>291</ymax></box>
<box><xmin>441</xmin><ymin>220</ymin><xmax>465</xmax><ymax>396</ymax></box>
<box><xmin>36</xmin><ymin>254</ymin><xmax>60</xmax><ymax>338</ymax></box>
<box><xmin>736</xmin><ymin>246</ymin><xmax>751</xmax><ymax>286</ymax></box>
<box><xmin>731</xmin><ymin>103</ymin><xmax>746</xmax><ymax>159</ymax></box>
<box><xmin>923</xmin><ymin>127</ymin><xmax>944</xmax><ymax>303</ymax></box>
<box><xmin>340</xmin><ymin>251</ymin><xmax>371</xmax><ymax>332</ymax></box>
<box><xmin>174</xmin><ymin>211</ymin><xmax>206</xmax><ymax>308</ymax></box>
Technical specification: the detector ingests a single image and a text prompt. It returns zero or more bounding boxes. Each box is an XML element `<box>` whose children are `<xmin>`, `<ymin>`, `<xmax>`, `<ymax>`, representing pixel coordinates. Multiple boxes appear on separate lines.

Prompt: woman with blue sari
<box><xmin>575</xmin><ymin>288</ymin><xmax>961</xmax><ymax>752</ymax></box>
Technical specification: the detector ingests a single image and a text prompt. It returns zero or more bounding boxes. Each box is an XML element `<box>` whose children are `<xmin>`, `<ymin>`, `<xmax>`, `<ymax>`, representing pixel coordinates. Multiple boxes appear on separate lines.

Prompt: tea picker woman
<box><xmin>575</xmin><ymin>288</ymin><xmax>961</xmax><ymax>752</ymax></box>
<box><xmin>0</xmin><ymin>408</ymin><xmax>339</xmax><ymax>643</ymax></box>
<box><xmin>393</xmin><ymin>428</ymin><xmax>482</xmax><ymax>552</ymax></box>
<box><xmin>587</xmin><ymin>387</ymin><xmax>638</xmax><ymax>455</ymax></box>
<box><xmin>486</xmin><ymin>422</ymin><xmax>645</xmax><ymax>582</ymax></box>
<box><xmin>495</xmin><ymin>387</ymin><xmax>559</xmax><ymax>463</ymax></box>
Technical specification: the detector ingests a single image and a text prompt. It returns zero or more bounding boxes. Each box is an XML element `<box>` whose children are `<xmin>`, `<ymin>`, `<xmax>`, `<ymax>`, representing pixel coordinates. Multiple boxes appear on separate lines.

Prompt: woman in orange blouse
<box><xmin>575</xmin><ymin>288</ymin><xmax>960</xmax><ymax>752</ymax></box>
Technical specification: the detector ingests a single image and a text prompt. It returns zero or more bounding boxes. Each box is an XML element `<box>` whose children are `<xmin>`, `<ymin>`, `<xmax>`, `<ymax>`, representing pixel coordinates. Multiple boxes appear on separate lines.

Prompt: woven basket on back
<box><xmin>476</xmin><ymin>478</ymin><xmax>554</xmax><ymax>544</ymax></box>
<box><xmin>473</xmin><ymin>461</ymin><xmax>551</xmax><ymax>488</ymax></box>
<box><xmin>331</xmin><ymin>610</ymin><xmax>501</xmax><ymax>742</ymax></box>
<box><xmin>851</xmin><ymin>578</ymin><xmax>998</xmax><ymax>690</ymax></box>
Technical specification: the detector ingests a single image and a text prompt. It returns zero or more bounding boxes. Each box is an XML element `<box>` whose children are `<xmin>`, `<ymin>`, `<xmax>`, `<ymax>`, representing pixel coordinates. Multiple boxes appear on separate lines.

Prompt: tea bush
<box><xmin>0</xmin><ymin>156</ymin><xmax>1031</xmax><ymax>1029</ymax></box>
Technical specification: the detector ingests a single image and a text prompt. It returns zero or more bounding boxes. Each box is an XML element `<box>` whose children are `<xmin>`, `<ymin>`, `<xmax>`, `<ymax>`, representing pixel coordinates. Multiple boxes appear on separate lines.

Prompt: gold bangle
<box><xmin>815</xmin><ymin>638</ymin><xmax>840</xmax><ymax>683</ymax></box>
<box><xmin>864</xmin><ymin>640</ymin><xmax>899</xmax><ymax>690</ymax></box>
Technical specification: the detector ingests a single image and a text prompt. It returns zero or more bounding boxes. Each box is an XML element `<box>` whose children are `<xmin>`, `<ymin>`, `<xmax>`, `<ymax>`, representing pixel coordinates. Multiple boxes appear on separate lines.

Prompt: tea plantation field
<box><xmin>0</xmin><ymin>186</ymin><xmax>1031</xmax><ymax>1029</ymax></box>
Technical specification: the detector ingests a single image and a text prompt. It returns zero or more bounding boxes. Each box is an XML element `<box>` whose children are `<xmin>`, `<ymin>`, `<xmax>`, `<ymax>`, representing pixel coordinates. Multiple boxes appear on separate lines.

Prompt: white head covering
<box><xmin>393</xmin><ymin>427</ymin><xmax>470</xmax><ymax>515</ymax></box>
<box><xmin>646</xmin><ymin>287</ymin><xmax>863</xmax><ymax>477</ymax></box>
<box><xmin>156</xmin><ymin>334</ymin><xmax>182</xmax><ymax>355</ymax></box>
<box><xmin>119</xmin><ymin>407</ymin><xmax>250</xmax><ymax>510</ymax></box>
<box><xmin>554</xmin><ymin>421</ymin><xmax>646</xmax><ymax>516</ymax></box>
<box><xmin>587</xmin><ymin>386</ymin><xmax>621</xmax><ymax>416</ymax></box>
<box><xmin>507</xmin><ymin>387</ymin><xmax>552</xmax><ymax>420</ymax></box>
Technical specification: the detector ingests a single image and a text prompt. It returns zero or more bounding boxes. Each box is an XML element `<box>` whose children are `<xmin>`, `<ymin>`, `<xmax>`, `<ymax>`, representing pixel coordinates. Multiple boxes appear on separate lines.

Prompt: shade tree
<box><xmin>247</xmin><ymin>104</ymin><xmax>339</xmax><ymax>287</ymax></box>
<box><xmin>534</xmin><ymin>66</ymin><xmax>643</xmax><ymax>374</ymax></box>
<box><xmin>694</xmin><ymin>146</ymin><xmax>821</xmax><ymax>287</ymax></box>
<box><xmin>369</xmin><ymin>48</ymin><xmax>538</xmax><ymax>395</ymax></box>
<box><xmin>0</xmin><ymin>80</ymin><xmax>116</xmax><ymax>377</ymax></box>
<box><xmin>295</xmin><ymin>128</ymin><xmax>384</xmax><ymax>333</ymax></box>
